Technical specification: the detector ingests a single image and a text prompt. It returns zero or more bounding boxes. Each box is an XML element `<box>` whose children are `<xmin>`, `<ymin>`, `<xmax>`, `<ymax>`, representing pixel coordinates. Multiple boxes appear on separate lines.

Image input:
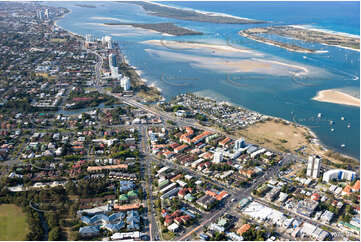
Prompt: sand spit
<box><xmin>312</xmin><ymin>89</ymin><xmax>360</xmax><ymax>107</ymax></box>
<box><xmin>144</xmin><ymin>48</ymin><xmax>309</xmax><ymax>76</ymax></box>
<box><xmin>142</xmin><ymin>39</ymin><xmax>253</xmax><ymax>54</ymax></box>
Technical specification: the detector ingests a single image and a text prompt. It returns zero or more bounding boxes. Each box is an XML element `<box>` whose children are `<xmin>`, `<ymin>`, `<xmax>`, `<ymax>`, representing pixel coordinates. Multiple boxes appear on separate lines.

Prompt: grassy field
<box><xmin>237</xmin><ymin>118</ymin><xmax>358</xmax><ymax>166</ymax></box>
<box><xmin>0</xmin><ymin>204</ymin><xmax>29</xmax><ymax>241</ymax></box>
<box><xmin>238</xmin><ymin>119</ymin><xmax>310</xmax><ymax>153</ymax></box>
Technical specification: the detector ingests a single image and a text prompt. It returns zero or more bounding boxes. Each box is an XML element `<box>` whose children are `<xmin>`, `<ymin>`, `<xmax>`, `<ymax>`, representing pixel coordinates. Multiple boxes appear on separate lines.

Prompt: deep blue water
<box><xmin>162</xmin><ymin>1</ymin><xmax>360</xmax><ymax>35</ymax></box>
<box><xmin>48</xmin><ymin>1</ymin><xmax>360</xmax><ymax>159</ymax></box>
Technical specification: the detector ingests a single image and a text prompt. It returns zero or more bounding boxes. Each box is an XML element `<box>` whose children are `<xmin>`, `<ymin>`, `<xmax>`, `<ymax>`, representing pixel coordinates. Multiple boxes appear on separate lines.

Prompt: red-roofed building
<box><xmin>178</xmin><ymin>188</ymin><xmax>187</xmax><ymax>199</ymax></box>
<box><xmin>198</xmin><ymin>162</ymin><xmax>206</xmax><ymax>171</ymax></box>
<box><xmin>171</xmin><ymin>210</ymin><xmax>182</xmax><ymax>218</ymax></box>
<box><xmin>342</xmin><ymin>185</ymin><xmax>352</xmax><ymax>196</ymax></box>
<box><xmin>185</xmin><ymin>127</ymin><xmax>194</xmax><ymax>136</ymax></box>
<box><xmin>216</xmin><ymin>191</ymin><xmax>229</xmax><ymax>201</ymax></box>
<box><xmin>311</xmin><ymin>193</ymin><xmax>320</xmax><ymax>201</ymax></box>
<box><xmin>180</xmin><ymin>215</ymin><xmax>191</xmax><ymax>224</ymax></box>
<box><xmin>171</xmin><ymin>174</ymin><xmax>182</xmax><ymax>183</ymax></box>
<box><xmin>180</xmin><ymin>134</ymin><xmax>191</xmax><ymax>145</ymax></box>
<box><xmin>174</xmin><ymin>217</ymin><xmax>183</xmax><ymax>225</ymax></box>
<box><xmin>219</xmin><ymin>137</ymin><xmax>231</xmax><ymax>147</ymax></box>
<box><xmin>237</xmin><ymin>224</ymin><xmax>251</xmax><ymax>236</ymax></box>
<box><xmin>206</xmin><ymin>190</ymin><xmax>218</xmax><ymax>197</ymax></box>
<box><xmin>174</xmin><ymin>144</ymin><xmax>189</xmax><ymax>153</ymax></box>
<box><xmin>169</xmin><ymin>143</ymin><xmax>180</xmax><ymax>150</ymax></box>
<box><xmin>164</xmin><ymin>218</ymin><xmax>173</xmax><ymax>226</ymax></box>
<box><xmin>191</xmin><ymin>131</ymin><xmax>212</xmax><ymax>144</ymax></box>
<box><xmin>163</xmin><ymin>150</ymin><xmax>174</xmax><ymax>159</ymax></box>
<box><xmin>352</xmin><ymin>180</ymin><xmax>360</xmax><ymax>192</ymax></box>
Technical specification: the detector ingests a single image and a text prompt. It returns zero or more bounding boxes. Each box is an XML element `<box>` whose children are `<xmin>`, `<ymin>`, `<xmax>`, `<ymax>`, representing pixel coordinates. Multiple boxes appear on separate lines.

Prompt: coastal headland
<box><xmin>239</xmin><ymin>25</ymin><xmax>360</xmax><ymax>52</ymax></box>
<box><xmin>103</xmin><ymin>22</ymin><xmax>203</xmax><ymax>36</ymax></box>
<box><xmin>123</xmin><ymin>1</ymin><xmax>265</xmax><ymax>24</ymax></box>
<box><xmin>312</xmin><ymin>89</ymin><xmax>360</xmax><ymax>107</ymax></box>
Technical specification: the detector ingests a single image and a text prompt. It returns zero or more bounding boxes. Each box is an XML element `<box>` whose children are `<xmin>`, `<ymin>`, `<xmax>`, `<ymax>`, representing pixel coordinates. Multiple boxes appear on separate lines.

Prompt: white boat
<box><xmin>347</xmin><ymin>124</ymin><xmax>351</xmax><ymax>128</ymax></box>
<box><xmin>341</xmin><ymin>116</ymin><xmax>345</xmax><ymax>121</ymax></box>
<box><xmin>330</xmin><ymin>128</ymin><xmax>334</xmax><ymax>132</ymax></box>
<box><xmin>340</xmin><ymin>144</ymin><xmax>346</xmax><ymax>148</ymax></box>
<box><xmin>329</xmin><ymin>120</ymin><xmax>334</xmax><ymax>125</ymax></box>
<box><xmin>317</xmin><ymin>113</ymin><xmax>322</xmax><ymax>118</ymax></box>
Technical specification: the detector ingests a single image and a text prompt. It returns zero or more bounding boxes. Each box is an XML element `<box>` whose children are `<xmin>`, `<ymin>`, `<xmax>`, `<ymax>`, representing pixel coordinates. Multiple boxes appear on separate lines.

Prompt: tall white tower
<box><xmin>121</xmin><ymin>76</ymin><xmax>130</xmax><ymax>91</ymax></box>
<box><xmin>307</xmin><ymin>155</ymin><xmax>321</xmax><ymax>179</ymax></box>
<box><xmin>234</xmin><ymin>138</ymin><xmax>245</xmax><ymax>151</ymax></box>
<box><xmin>110</xmin><ymin>66</ymin><xmax>119</xmax><ymax>79</ymax></box>
<box><xmin>44</xmin><ymin>9</ymin><xmax>49</xmax><ymax>19</ymax></box>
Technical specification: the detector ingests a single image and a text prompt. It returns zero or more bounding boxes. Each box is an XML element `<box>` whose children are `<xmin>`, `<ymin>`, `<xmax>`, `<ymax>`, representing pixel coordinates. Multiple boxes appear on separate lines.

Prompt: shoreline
<box><xmin>239</xmin><ymin>31</ymin><xmax>317</xmax><ymax>54</ymax></box>
<box><xmin>312</xmin><ymin>89</ymin><xmax>360</xmax><ymax>107</ymax></box>
<box><xmin>240</xmin><ymin>25</ymin><xmax>360</xmax><ymax>53</ymax></box>
<box><xmin>147</xmin><ymin>1</ymin><xmax>256</xmax><ymax>22</ymax></box>
<box><xmin>54</xmin><ymin>8</ymin><xmax>359</xmax><ymax>161</ymax></box>
<box><xmin>188</xmin><ymin>92</ymin><xmax>359</xmax><ymax>161</ymax></box>
<box><xmin>141</xmin><ymin>39</ymin><xmax>253</xmax><ymax>53</ymax></box>
<box><xmin>94</xmin><ymin>22</ymin><xmax>175</xmax><ymax>37</ymax></box>
<box><xmin>127</xmin><ymin>1</ymin><xmax>265</xmax><ymax>24</ymax></box>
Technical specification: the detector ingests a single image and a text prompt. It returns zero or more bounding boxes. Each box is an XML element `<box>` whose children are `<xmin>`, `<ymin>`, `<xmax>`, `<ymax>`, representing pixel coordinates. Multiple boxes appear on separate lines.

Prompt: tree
<box><xmin>47</xmin><ymin>213</ymin><xmax>59</xmax><ymax>228</ymax></box>
<box><xmin>48</xmin><ymin>226</ymin><xmax>61</xmax><ymax>241</ymax></box>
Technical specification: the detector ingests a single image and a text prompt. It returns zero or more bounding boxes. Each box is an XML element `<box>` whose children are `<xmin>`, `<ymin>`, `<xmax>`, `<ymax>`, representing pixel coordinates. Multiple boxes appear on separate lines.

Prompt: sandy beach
<box><xmin>91</xmin><ymin>23</ymin><xmax>174</xmax><ymax>37</ymax></box>
<box><xmin>142</xmin><ymin>39</ymin><xmax>253</xmax><ymax>54</ymax></box>
<box><xmin>144</xmin><ymin>47</ymin><xmax>310</xmax><ymax>77</ymax></box>
<box><xmin>312</xmin><ymin>89</ymin><xmax>360</xmax><ymax>107</ymax></box>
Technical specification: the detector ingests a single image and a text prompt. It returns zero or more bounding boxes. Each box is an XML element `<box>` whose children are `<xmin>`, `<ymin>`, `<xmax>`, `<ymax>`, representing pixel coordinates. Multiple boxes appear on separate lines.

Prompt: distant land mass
<box><xmin>240</xmin><ymin>25</ymin><xmax>360</xmax><ymax>52</ymax></box>
<box><xmin>74</xmin><ymin>4</ymin><xmax>96</xmax><ymax>8</ymax></box>
<box><xmin>123</xmin><ymin>1</ymin><xmax>265</xmax><ymax>24</ymax></box>
<box><xmin>103</xmin><ymin>22</ymin><xmax>203</xmax><ymax>36</ymax></box>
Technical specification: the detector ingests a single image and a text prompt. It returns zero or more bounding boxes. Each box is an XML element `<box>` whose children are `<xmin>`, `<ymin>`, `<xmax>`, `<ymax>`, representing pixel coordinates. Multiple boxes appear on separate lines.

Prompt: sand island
<box><xmin>123</xmin><ymin>1</ymin><xmax>265</xmax><ymax>24</ymax></box>
<box><xmin>312</xmin><ymin>89</ymin><xmax>360</xmax><ymax>107</ymax></box>
<box><xmin>240</xmin><ymin>25</ymin><xmax>360</xmax><ymax>52</ymax></box>
<box><xmin>104</xmin><ymin>22</ymin><xmax>203</xmax><ymax>36</ymax></box>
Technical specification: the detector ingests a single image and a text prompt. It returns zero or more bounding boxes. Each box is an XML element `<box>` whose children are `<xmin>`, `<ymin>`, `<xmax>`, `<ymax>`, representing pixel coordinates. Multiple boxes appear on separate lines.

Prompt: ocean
<box><xmin>48</xmin><ymin>1</ymin><xmax>360</xmax><ymax>159</ymax></box>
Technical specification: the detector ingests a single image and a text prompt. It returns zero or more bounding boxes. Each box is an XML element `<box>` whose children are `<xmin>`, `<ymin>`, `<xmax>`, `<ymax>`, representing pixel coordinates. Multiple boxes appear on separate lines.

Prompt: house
<box><xmin>163</xmin><ymin>150</ymin><xmax>174</xmax><ymax>159</ymax></box>
<box><xmin>320</xmin><ymin>210</ymin><xmax>334</xmax><ymax>224</ymax></box>
<box><xmin>197</xmin><ymin>194</ymin><xmax>216</xmax><ymax>210</ymax></box>
<box><xmin>239</xmin><ymin>169</ymin><xmax>255</xmax><ymax>178</ymax></box>
<box><xmin>237</xmin><ymin>224</ymin><xmax>251</xmax><ymax>236</ymax></box>
<box><xmin>180</xmin><ymin>134</ymin><xmax>191</xmax><ymax>145</ymax></box>
<box><xmin>168</xmin><ymin>223</ymin><xmax>179</xmax><ymax>232</ymax></box>
<box><xmin>164</xmin><ymin>218</ymin><xmax>173</xmax><ymax>226</ymax></box>
<box><xmin>180</xmin><ymin>215</ymin><xmax>191</xmax><ymax>224</ymax></box>
<box><xmin>111</xmin><ymin>232</ymin><xmax>140</xmax><ymax>240</ymax></box>
<box><xmin>103</xmin><ymin>221</ymin><xmax>126</xmax><ymax>233</ymax></box>
<box><xmin>171</xmin><ymin>174</ymin><xmax>183</xmax><ymax>183</ymax></box>
<box><xmin>219</xmin><ymin>137</ymin><xmax>231</xmax><ymax>147</ymax></box>
<box><xmin>311</xmin><ymin>193</ymin><xmax>320</xmax><ymax>201</ymax></box>
<box><xmin>174</xmin><ymin>217</ymin><xmax>183</xmax><ymax>225</ymax></box>
<box><xmin>226</xmin><ymin>232</ymin><xmax>244</xmax><ymax>241</ymax></box>
<box><xmin>114</xmin><ymin>203</ymin><xmax>140</xmax><ymax>211</ymax></box>
<box><xmin>174</xmin><ymin>144</ymin><xmax>189</xmax><ymax>153</ymax></box>
<box><xmin>184</xmin><ymin>193</ymin><xmax>195</xmax><ymax>202</ymax></box>
<box><xmin>191</xmin><ymin>131</ymin><xmax>212</xmax><ymax>144</ymax></box>
<box><xmin>178</xmin><ymin>188</ymin><xmax>187</xmax><ymax>199</ymax></box>
<box><xmin>79</xmin><ymin>225</ymin><xmax>100</xmax><ymax>237</ymax></box>
<box><xmin>296</xmin><ymin>200</ymin><xmax>318</xmax><ymax>217</ymax></box>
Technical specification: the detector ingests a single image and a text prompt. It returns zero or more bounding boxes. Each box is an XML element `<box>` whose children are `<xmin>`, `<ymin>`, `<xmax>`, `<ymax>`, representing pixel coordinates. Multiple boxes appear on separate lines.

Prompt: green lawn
<box><xmin>0</xmin><ymin>204</ymin><xmax>29</xmax><ymax>241</ymax></box>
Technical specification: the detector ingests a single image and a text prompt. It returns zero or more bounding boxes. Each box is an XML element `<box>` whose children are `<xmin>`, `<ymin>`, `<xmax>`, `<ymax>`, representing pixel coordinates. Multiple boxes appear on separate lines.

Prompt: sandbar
<box><xmin>312</xmin><ymin>89</ymin><xmax>360</xmax><ymax>107</ymax></box>
<box><xmin>142</xmin><ymin>40</ymin><xmax>253</xmax><ymax>54</ymax></box>
<box><xmin>144</xmin><ymin>48</ymin><xmax>309</xmax><ymax>76</ymax></box>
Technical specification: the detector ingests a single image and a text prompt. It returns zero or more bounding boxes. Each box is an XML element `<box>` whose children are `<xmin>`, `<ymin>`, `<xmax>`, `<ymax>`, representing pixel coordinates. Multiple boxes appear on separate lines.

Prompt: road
<box><xmin>88</xmin><ymin>46</ymin><xmax>353</xmax><ymax>241</ymax></box>
<box><xmin>139</xmin><ymin>125</ymin><xmax>161</xmax><ymax>241</ymax></box>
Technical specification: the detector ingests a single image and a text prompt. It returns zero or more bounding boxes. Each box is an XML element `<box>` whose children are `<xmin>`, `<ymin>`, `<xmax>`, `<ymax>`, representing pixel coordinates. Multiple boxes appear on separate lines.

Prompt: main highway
<box><xmin>89</xmin><ymin>46</ymin><xmax>351</xmax><ymax>241</ymax></box>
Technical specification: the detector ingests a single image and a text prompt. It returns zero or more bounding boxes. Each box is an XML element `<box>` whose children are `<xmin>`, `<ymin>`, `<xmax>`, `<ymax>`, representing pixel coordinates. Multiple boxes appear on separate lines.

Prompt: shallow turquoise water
<box><xmin>49</xmin><ymin>1</ymin><xmax>360</xmax><ymax>158</ymax></box>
